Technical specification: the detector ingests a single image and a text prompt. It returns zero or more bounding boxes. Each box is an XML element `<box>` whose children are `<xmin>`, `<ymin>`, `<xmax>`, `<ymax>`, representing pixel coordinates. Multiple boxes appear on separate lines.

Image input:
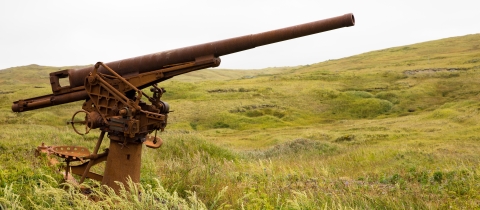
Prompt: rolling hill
<box><xmin>0</xmin><ymin>33</ymin><xmax>479</xmax><ymax>209</ymax></box>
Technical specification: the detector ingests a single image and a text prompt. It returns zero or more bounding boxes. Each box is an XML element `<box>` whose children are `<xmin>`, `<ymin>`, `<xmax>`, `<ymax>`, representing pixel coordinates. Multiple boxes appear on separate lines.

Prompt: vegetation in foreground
<box><xmin>1</xmin><ymin>34</ymin><xmax>480</xmax><ymax>209</ymax></box>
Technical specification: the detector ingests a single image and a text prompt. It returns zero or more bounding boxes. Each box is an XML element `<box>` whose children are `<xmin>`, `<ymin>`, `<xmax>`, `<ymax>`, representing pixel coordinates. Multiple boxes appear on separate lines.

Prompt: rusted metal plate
<box><xmin>52</xmin><ymin>146</ymin><xmax>90</xmax><ymax>160</ymax></box>
<box><xmin>145</xmin><ymin>135</ymin><xmax>163</xmax><ymax>149</ymax></box>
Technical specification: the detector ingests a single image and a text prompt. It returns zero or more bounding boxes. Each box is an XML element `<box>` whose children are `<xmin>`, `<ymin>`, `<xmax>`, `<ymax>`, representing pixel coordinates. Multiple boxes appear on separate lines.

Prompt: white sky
<box><xmin>0</xmin><ymin>1</ymin><xmax>479</xmax><ymax>70</ymax></box>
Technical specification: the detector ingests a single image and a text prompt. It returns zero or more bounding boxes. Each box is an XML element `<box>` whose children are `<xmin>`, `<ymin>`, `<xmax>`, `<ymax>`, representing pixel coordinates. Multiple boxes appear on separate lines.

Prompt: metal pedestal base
<box><xmin>102</xmin><ymin>141</ymin><xmax>143</xmax><ymax>192</ymax></box>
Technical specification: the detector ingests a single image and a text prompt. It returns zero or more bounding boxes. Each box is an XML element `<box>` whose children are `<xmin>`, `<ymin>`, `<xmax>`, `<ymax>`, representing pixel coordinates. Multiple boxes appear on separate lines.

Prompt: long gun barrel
<box><xmin>12</xmin><ymin>13</ymin><xmax>354</xmax><ymax>112</ymax></box>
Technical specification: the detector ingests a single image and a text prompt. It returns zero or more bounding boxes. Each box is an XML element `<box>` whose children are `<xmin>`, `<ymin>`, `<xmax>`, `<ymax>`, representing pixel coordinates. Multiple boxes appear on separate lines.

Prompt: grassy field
<box><xmin>1</xmin><ymin>33</ymin><xmax>480</xmax><ymax>209</ymax></box>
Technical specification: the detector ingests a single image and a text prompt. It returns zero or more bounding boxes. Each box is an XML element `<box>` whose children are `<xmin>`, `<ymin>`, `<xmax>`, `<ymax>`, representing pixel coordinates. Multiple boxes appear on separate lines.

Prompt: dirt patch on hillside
<box><xmin>404</xmin><ymin>68</ymin><xmax>468</xmax><ymax>75</ymax></box>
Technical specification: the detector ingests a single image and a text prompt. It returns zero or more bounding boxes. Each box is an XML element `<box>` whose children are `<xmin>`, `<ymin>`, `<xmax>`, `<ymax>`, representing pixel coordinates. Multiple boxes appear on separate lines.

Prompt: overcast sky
<box><xmin>0</xmin><ymin>1</ymin><xmax>479</xmax><ymax>70</ymax></box>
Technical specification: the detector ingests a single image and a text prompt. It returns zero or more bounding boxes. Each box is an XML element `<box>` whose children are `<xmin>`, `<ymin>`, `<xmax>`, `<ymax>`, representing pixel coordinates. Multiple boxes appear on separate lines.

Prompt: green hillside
<box><xmin>1</xmin><ymin>34</ymin><xmax>480</xmax><ymax>209</ymax></box>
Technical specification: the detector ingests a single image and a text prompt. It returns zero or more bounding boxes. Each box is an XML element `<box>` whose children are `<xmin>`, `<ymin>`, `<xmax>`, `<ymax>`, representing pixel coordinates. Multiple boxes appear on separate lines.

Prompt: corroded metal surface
<box><xmin>102</xmin><ymin>141</ymin><xmax>143</xmax><ymax>192</ymax></box>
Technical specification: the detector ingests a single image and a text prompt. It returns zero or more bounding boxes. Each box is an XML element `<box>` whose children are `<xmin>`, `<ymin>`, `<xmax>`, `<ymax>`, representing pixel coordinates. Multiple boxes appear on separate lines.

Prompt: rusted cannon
<box><xmin>12</xmin><ymin>13</ymin><xmax>355</xmax><ymax>192</ymax></box>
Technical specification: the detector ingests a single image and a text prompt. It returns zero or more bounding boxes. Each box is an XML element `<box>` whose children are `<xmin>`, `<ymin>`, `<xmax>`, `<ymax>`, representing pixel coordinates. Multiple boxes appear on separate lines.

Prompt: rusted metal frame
<box><xmin>108</xmin><ymin>118</ymin><xmax>139</xmax><ymax>134</ymax></box>
<box><xmin>85</xmin><ymin>74</ymin><xmax>134</xmax><ymax>124</ymax></box>
<box><xmin>92</xmin><ymin>131</ymin><xmax>105</xmax><ymax>155</ymax></box>
<box><xmin>51</xmin><ymin>84</ymin><xmax>85</xmax><ymax>96</ymax></box>
<box><xmin>123</xmin><ymin>57</ymin><xmax>219</xmax><ymax>90</ymax></box>
<box><xmin>113</xmin><ymin>118</ymin><xmax>139</xmax><ymax>138</ymax></box>
<box><xmin>89</xmin><ymin>74</ymin><xmax>131</xmax><ymax>106</ymax></box>
<box><xmin>95</xmin><ymin>62</ymin><xmax>144</xmax><ymax>106</ymax></box>
<box><xmin>49</xmin><ymin>69</ymin><xmax>70</xmax><ymax>93</ymax></box>
<box><xmin>138</xmin><ymin>110</ymin><xmax>166</xmax><ymax>132</ymax></box>
<box><xmin>106</xmin><ymin>112</ymin><xmax>140</xmax><ymax>136</ymax></box>
<box><xmin>88</xmin><ymin>59</ymin><xmax>218</xmax><ymax>117</ymax></box>
<box><xmin>85</xmin><ymin>59</ymin><xmax>217</xmax><ymax>123</ymax></box>
<box><xmin>176</xmin><ymin>55</ymin><xmax>220</xmax><ymax>72</ymax></box>
<box><xmin>49</xmin><ymin>70</ymin><xmax>86</xmax><ymax>95</ymax></box>
<box><xmin>95</xmin><ymin>62</ymin><xmax>141</xmax><ymax>93</ymax></box>
<box><xmin>79</xmin><ymin>131</ymin><xmax>106</xmax><ymax>183</ymax></box>
<box><xmin>127</xmin><ymin>120</ymin><xmax>140</xmax><ymax>138</ymax></box>
<box><xmin>70</xmin><ymin>152</ymin><xmax>108</xmax><ymax>182</ymax></box>
<box><xmin>122</xmin><ymin>62</ymin><xmax>193</xmax><ymax>90</ymax></box>
<box><xmin>141</xmin><ymin>110</ymin><xmax>166</xmax><ymax>121</ymax></box>
<box><xmin>133</xmin><ymin>60</ymin><xmax>220</xmax><ymax>89</ymax></box>
<box><xmin>161</xmin><ymin>65</ymin><xmax>210</xmax><ymax>79</ymax></box>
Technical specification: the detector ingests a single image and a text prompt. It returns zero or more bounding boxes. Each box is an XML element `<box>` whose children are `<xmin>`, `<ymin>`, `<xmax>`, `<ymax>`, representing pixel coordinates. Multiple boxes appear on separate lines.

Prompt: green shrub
<box><xmin>375</xmin><ymin>92</ymin><xmax>400</xmax><ymax>104</ymax></box>
<box><xmin>247</xmin><ymin>138</ymin><xmax>338</xmax><ymax>159</ymax></box>
<box><xmin>331</xmin><ymin>93</ymin><xmax>393</xmax><ymax>118</ymax></box>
